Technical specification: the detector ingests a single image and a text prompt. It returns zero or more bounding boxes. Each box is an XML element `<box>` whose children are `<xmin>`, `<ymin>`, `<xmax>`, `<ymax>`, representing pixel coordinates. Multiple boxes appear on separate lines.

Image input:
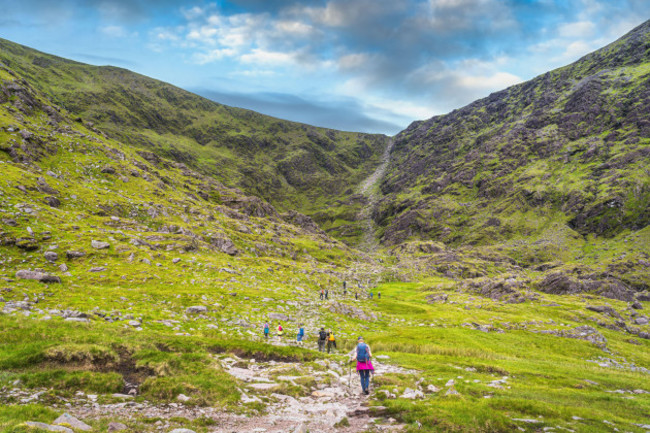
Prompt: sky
<box><xmin>1</xmin><ymin>1</ymin><xmax>649</xmax><ymax>135</ymax></box>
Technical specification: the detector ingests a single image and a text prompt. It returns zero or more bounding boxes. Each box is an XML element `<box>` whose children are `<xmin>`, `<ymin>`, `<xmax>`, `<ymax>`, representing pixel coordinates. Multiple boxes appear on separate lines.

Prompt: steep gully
<box><xmin>357</xmin><ymin>138</ymin><xmax>395</xmax><ymax>251</ymax></box>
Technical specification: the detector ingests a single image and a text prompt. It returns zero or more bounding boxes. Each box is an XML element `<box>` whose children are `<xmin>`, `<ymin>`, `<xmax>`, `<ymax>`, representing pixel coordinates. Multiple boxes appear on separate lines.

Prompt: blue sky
<box><xmin>1</xmin><ymin>0</ymin><xmax>649</xmax><ymax>134</ymax></box>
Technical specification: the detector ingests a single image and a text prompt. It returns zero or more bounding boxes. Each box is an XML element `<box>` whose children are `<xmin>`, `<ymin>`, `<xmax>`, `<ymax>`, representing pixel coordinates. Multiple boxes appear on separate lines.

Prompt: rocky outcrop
<box><xmin>16</xmin><ymin>270</ymin><xmax>61</xmax><ymax>283</ymax></box>
<box><xmin>538</xmin><ymin>272</ymin><xmax>635</xmax><ymax>301</ymax></box>
<box><xmin>327</xmin><ymin>301</ymin><xmax>377</xmax><ymax>321</ymax></box>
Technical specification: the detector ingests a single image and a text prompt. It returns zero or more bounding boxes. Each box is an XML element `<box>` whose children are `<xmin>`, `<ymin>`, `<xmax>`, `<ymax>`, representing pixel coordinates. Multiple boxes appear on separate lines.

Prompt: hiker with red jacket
<box><xmin>350</xmin><ymin>336</ymin><xmax>374</xmax><ymax>395</ymax></box>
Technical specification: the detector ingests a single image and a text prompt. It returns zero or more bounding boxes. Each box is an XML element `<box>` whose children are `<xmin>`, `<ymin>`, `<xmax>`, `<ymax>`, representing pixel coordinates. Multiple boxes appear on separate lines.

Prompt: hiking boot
<box><xmin>364</xmin><ymin>390</ymin><xmax>369</xmax><ymax>395</ymax></box>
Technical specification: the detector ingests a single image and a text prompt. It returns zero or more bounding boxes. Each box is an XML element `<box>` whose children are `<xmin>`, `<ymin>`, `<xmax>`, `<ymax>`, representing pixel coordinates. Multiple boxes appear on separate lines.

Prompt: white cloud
<box><xmin>558</xmin><ymin>20</ymin><xmax>595</xmax><ymax>38</ymax></box>
<box><xmin>100</xmin><ymin>25</ymin><xmax>135</xmax><ymax>38</ymax></box>
<box><xmin>240</xmin><ymin>49</ymin><xmax>297</xmax><ymax>66</ymax></box>
<box><xmin>456</xmin><ymin>71</ymin><xmax>522</xmax><ymax>90</ymax></box>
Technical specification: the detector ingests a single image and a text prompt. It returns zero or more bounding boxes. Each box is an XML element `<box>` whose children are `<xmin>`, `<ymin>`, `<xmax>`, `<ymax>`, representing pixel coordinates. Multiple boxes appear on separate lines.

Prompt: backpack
<box><xmin>264</xmin><ymin>324</ymin><xmax>269</xmax><ymax>333</ymax></box>
<box><xmin>278</xmin><ymin>325</ymin><xmax>283</xmax><ymax>332</ymax></box>
<box><xmin>319</xmin><ymin>330</ymin><xmax>327</xmax><ymax>341</ymax></box>
<box><xmin>329</xmin><ymin>333</ymin><xmax>335</xmax><ymax>341</ymax></box>
<box><xmin>298</xmin><ymin>327</ymin><xmax>304</xmax><ymax>336</ymax></box>
<box><xmin>356</xmin><ymin>343</ymin><xmax>369</xmax><ymax>362</ymax></box>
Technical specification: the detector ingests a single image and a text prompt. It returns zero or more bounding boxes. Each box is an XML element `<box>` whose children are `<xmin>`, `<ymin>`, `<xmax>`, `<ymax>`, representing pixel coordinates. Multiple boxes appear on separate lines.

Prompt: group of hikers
<box><xmin>261</xmin><ymin>322</ymin><xmax>374</xmax><ymax>394</ymax></box>
<box><xmin>259</xmin><ymin>279</ymin><xmax>379</xmax><ymax>394</ymax></box>
<box><xmin>319</xmin><ymin>280</ymin><xmax>381</xmax><ymax>301</ymax></box>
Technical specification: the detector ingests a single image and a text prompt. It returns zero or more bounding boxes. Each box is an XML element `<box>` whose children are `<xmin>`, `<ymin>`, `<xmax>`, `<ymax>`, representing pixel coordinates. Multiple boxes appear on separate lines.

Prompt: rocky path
<box><xmin>357</xmin><ymin>138</ymin><xmax>394</xmax><ymax>252</ymax></box>
<box><xmin>8</xmin><ymin>352</ymin><xmax>412</xmax><ymax>433</ymax></box>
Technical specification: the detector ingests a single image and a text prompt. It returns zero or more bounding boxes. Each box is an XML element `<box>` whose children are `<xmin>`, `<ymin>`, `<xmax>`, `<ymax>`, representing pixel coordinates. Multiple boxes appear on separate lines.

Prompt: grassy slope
<box><xmin>0</xmin><ymin>38</ymin><xmax>389</xmax><ymax>245</ymax></box>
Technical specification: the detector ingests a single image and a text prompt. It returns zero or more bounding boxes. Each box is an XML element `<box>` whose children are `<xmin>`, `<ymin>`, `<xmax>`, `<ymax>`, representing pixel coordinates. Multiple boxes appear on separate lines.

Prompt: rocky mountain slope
<box><xmin>380</xmin><ymin>20</ymin><xmax>650</xmax><ymax>247</ymax></box>
<box><xmin>0</xmin><ymin>38</ymin><xmax>389</xmax><ymax>245</ymax></box>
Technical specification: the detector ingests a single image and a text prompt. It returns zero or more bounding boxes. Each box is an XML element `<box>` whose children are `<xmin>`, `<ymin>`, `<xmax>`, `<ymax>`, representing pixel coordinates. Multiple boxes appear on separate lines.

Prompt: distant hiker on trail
<box><xmin>327</xmin><ymin>329</ymin><xmax>337</xmax><ymax>353</ymax></box>
<box><xmin>277</xmin><ymin>323</ymin><xmax>284</xmax><ymax>340</ymax></box>
<box><xmin>355</xmin><ymin>292</ymin><xmax>358</xmax><ymax>300</ymax></box>
<box><xmin>263</xmin><ymin>322</ymin><xmax>270</xmax><ymax>339</ymax></box>
<box><xmin>350</xmin><ymin>336</ymin><xmax>374</xmax><ymax>395</ymax></box>
<box><xmin>320</xmin><ymin>289</ymin><xmax>324</xmax><ymax>300</ymax></box>
<box><xmin>297</xmin><ymin>324</ymin><xmax>305</xmax><ymax>346</ymax></box>
<box><xmin>370</xmin><ymin>291</ymin><xmax>373</xmax><ymax>299</ymax></box>
<box><xmin>378</xmin><ymin>292</ymin><xmax>381</xmax><ymax>299</ymax></box>
<box><xmin>325</xmin><ymin>289</ymin><xmax>329</xmax><ymax>300</ymax></box>
<box><xmin>343</xmin><ymin>281</ymin><xmax>347</xmax><ymax>295</ymax></box>
<box><xmin>318</xmin><ymin>327</ymin><xmax>328</xmax><ymax>352</ymax></box>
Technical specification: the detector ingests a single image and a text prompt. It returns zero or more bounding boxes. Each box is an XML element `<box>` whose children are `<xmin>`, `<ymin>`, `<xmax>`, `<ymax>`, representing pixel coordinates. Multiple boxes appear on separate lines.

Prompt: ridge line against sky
<box><xmin>1</xmin><ymin>0</ymin><xmax>649</xmax><ymax>134</ymax></box>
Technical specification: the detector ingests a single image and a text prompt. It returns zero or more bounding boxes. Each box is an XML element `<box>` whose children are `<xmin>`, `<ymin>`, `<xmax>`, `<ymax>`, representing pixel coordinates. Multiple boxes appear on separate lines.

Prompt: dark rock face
<box><xmin>586</xmin><ymin>305</ymin><xmax>623</xmax><ymax>320</ymax></box>
<box><xmin>208</xmin><ymin>233</ymin><xmax>238</xmax><ymax>256</ymax></box>
<box><xmin>44</xmin><ymin>196</ymin><xmax>61</xmax><ymax>208</ymax></box>
<box><xmin>66</xmin><ymin>250</ymin><xmax>86</xmax><ymax>259</ymax></box>
<box><xmin>281</xmin><ymin>210</ymin><xmax>324</xmax><ymax>235</ymax></box>
<box><xmin>538</xmin><ymin>272</ymin><xmax>635</xmax><ymax>301</ymax></box>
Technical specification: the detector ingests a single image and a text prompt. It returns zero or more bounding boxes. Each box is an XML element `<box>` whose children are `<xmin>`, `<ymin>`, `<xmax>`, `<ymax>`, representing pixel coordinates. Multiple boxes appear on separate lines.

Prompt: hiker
<box><xmin>355</xmin><ymin>292</ymin><xmax>358</xmax><ymax>300</ymax></box>
<box><xmin>325</xmin><ymin>289</ymin><xmax>329</xmax><ymax>300</ymax></box>
<box><xmin>277</xmin><ymin>323</ymin><xmax>284</xmax><ymax>340</ymax></box>
<box><xmin>320</xmin><ymin>289</ymin><xmax>324</xmax><ymax>300</ymax></box>
<box><xmin>263</xmin><ymin>322</ymin><xmax>270</xmax><ymax>339</ymax></box>
<box><xmin>350</xmin><ymin>336</ymin><xmax>374</xmax><ymax>395</ymax></box>
<box><xmin>318</xmin><ymin>327</ymin><xmax>328</xmax><ymax>352</ymax></box>
<box><xmin>369</xmin><ymin>291</ymin><xmax>373</xmax><ymax>299</ymax></box>
<box><xmin>327</xmin><ymin>329</ymin><xmax>337</xmax><ymax>353</ymax></box>
<box><xmin>343</xmin><ymin>281</ymin><xmax>347</xmax><ymax>295</ymax></box>
<box><xmin>378</xmin><ymin>291</ymin><xmax>381</xmax><ymax>299</ymax></box>
<box><xmin>297</xmin><ymin>324</ymin><xmax>305</xmax><ymax>346</ymax></box>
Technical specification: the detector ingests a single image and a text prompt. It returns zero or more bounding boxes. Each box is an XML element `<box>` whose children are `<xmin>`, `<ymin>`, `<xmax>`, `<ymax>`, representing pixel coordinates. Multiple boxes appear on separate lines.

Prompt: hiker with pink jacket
<box><xmin>350</xmin><ymin>336</ymin><xmax>374</xmax><ymax>394</ymax></box>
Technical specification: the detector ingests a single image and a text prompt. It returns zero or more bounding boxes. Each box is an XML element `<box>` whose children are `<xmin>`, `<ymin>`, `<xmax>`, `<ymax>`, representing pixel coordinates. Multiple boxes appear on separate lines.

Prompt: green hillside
<box><xmin>0</xmin><ymin>38</ymin><xmax>389</xmax><ymax>245</ymax></box>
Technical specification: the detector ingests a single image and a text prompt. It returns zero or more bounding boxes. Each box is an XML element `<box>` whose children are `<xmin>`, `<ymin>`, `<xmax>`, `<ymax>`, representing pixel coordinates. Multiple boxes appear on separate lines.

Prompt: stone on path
<box><xmin>169</xmin><ymin>429</ymin><xmax>196</xmax><ymax>433</ymax></box>
<box><xmin>108</xmin><ymin>422</ymin><xmax>128</xmax><ymax>432</ymax></box>
<box><xmin>53</xmin><ymin>413</ymin><xmax>92</xmax><ymax>431</ymax></box>
<box><xmin>24</xmin><ymin>421</ymin><xmax>73</xmax><ymax>432</ymax></box>
<box><xmin>44</xmin><ymin>251</ymin><xmax>58</xmax><ymax>262</ymax></box>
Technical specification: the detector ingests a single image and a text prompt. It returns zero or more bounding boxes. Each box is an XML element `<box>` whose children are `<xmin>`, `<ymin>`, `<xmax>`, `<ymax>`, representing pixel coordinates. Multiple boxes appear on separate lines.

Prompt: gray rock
<box><xmin>24</xmin><ymin>422</ymin><xmax>73</xmax><ymax>432</ymax></box>
<box><xmin>44</xmin><ymin>196</ymin><xmax>61</xmax><ymax>208</ymax></box>
<box><xmin>169</xmin><ymin>429</ymin><xmax>196</xmax><ymax>433</ymax></box>
<box><xmin>269</xmin><ymin>313</ymin><xmax>289</xmax><ymax>321</ymax></box>
<box><xmin>44</xmin><ymin>251</ymin><xmax>58</xmax><ymax>262</ymax></box>
<box><xmin>59</xmin><ymin>263</ymin><xmax>68</xmax><ymax>272</ymax></box>
<box><xmin>635</xmin><ymin>317</ymin><xmax>649</xmax><ymax>325</ymax></box>
<box><xmin>208</xmin><ymin>233</ymin><xmax>238</xmax><ymax>256</ymax></box>
<box><xmin>101</xmin><ymin>165</ymin><xmax>116</xmax><ymax>174</ymax></box>
<box><xmin>176</xmin><ymin>393</ymin><xmax>191</xmax><ymax>402</ymax></box>
<box><xmin>631</xmin><ymin>301</ymin><xmax>643</xmax><ymax>310</ymax></box>
<box><xmin>66</xmin><ymin>250</ymin><xmax>86</xmax><ymax>259</ymax></box>
<box><xmin>15</xmin><ymin>270</ymin><xmax>61</xmax><ymax>284</ymax></box>
<box><xmin>53</xmin><ymin>413</ymin><xmax>92</xmax><ymax>431</ymax></box>
<box><xmin>89</xmin><ymin>267</ymin><xmax>106</xmax><ymax>272</ymax></box>
<box><xmin>91</xmin><ymin>240</ymin><xmax>110</xmax><ymax>249</ymax></box>
<box><xmin>186</xmin><ymin>305</ymin><xmax>208</xmax><ymax>314</ymax></box>
<box><xmin>586</xmin><ymin>305</ymin><xmax>622</xmax><ymax>319</ymax></box>
<box><xmin>128</xmin><ymin>320</ymin><xmax>141</xmax><ymax>327</ymax></box>
<box><xmin>108</xmin><ymin>422</ymin><xmax>128</xmax><ymax>432</ymax></box>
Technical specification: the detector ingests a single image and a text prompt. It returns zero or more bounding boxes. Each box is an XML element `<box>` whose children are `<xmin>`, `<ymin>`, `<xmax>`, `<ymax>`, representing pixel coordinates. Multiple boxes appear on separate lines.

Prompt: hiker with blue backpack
<box><xmin>350</xmin><ymin>336</ymin><xmax>374</xmax><ymax>395</ymax></box>
<box><xmin>297</xmin><ymin>324</ymin><xmax>305</xmax><ymax>346</ymax></box>
<box><xmin>263</xmin><ymin>322</ymin><xmax>270</xmax><ymax>339</ymax></box>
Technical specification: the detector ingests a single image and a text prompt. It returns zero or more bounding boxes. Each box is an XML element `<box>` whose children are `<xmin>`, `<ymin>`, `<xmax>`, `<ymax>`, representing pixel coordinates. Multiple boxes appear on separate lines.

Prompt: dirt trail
<box><xmin>59</xmin><ymin>353</ymin><xmax>412</xmax><ymax>433</ymax></box>
<box><xmin>357</xmin><ymin>138</ymin><xmax>394</xmax><ymax>252</ymax></box>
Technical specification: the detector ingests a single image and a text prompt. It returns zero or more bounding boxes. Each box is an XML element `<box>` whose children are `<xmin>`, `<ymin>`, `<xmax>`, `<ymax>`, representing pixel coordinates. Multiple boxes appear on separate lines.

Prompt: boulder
<box><xmin>91</xmin><ymin>240</ymin><xmax>110</xmax><ymax>249</ymax></box>
<box><xmin>44</xmin><ymin>196</ymin><xmax>61</xmax><ymax>208</ymax></box>
<box><xmin>53</xmin><ymin>413</ymin><xmax>92</xmax><ymax>431</ymax></box>
<box><xmin>108</xmin><ymin>422</ymin><xmax>128</xmax><ymax>432</ymax></box>
<box><xmin>586</xmin><ymin>305</ymin><xmax>623</xmax><ymax>319</ymax></box>
<box><xmin>635</xmin><ymin>317</ymin><xmax>649</xmax><ymax>325</ymax></box>
<box><xmin>44</xmin><ymin>251</ymin><xmax>58</xmax><ymax>262</ymax></box>
<box><xmin>66</xmin><ymin>250</ymin><xmax>86</xmax><ymax>259</ymax></box>
<box><xmin>16</xmin><ymin>270</ymin><xmax>60</xmax><ymax>283</ymax></box>
<box><xmin>632</xmin><ymin>301</ymin><xmax>644</xmax><ymax>309</ymax></box>
<box><xmin>186</xmin><ymin>305</ymin><xmax>208</xmax><ymax>314</ymax></box>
